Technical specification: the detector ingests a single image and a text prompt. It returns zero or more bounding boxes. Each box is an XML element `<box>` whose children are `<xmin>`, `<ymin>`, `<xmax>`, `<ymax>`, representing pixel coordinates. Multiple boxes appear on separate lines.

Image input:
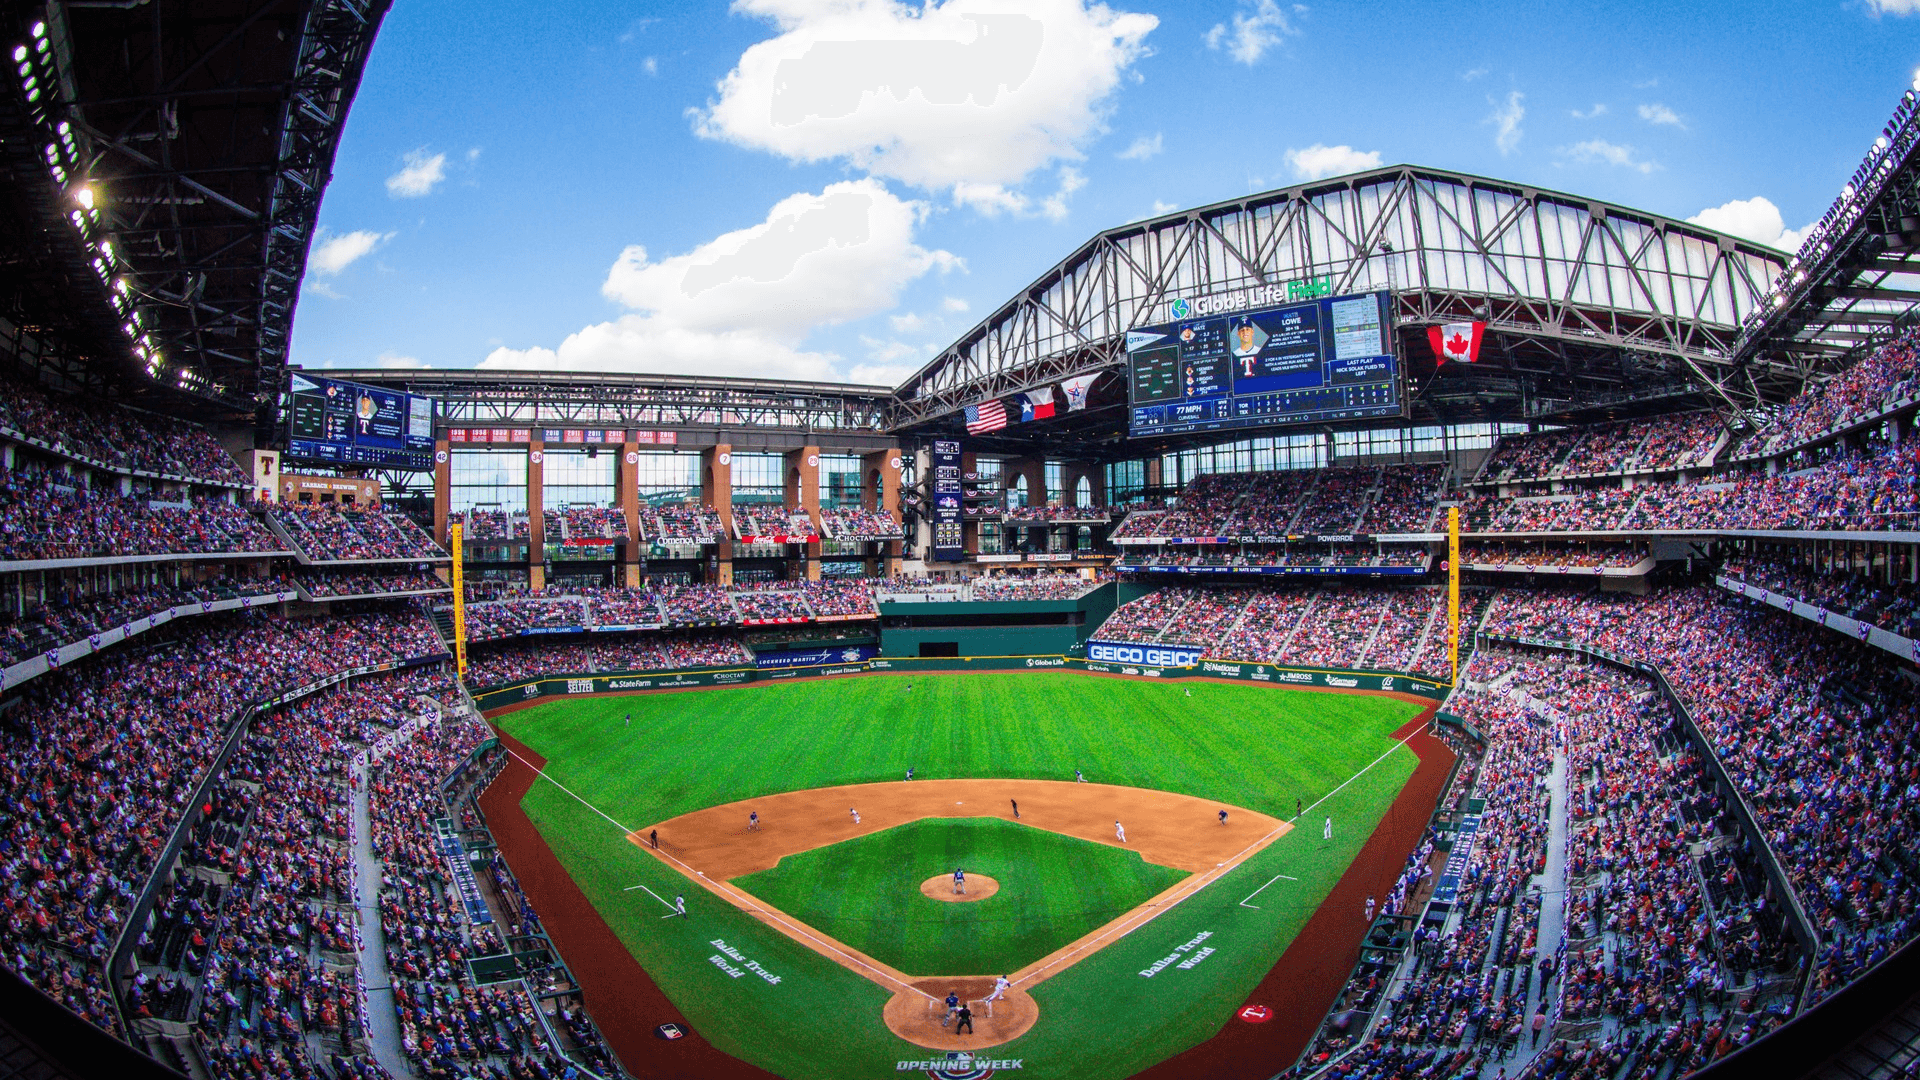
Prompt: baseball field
<box><xmin>489</xmin><ymin>671</ymin><xmax>1430</xmax><ymax>1080</ymax></box>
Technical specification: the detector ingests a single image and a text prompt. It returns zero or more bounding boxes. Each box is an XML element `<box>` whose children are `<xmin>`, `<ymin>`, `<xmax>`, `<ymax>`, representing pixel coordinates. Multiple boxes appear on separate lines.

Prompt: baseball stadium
<box><xmin>0</xmin><ymin>4</ymin><xmax>1917</xmax><ymax>1080</ymax></box>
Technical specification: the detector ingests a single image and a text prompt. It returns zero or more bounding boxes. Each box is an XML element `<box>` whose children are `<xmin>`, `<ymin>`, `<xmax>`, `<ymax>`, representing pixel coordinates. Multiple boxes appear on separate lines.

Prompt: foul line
<box><xmin>1017</xmin><ymin>721</ymin><xmax>1426</xmax><ymax>987</ymax></box>
<box><xmin>502</xmin><ymin>745</ymin><xmax>935</xmax><ymax>1002</ymax></box>
<box><xmin>1238</xmin><ymin>874</ymin><xmax>1299</xmax><ymax>909</ymax></box>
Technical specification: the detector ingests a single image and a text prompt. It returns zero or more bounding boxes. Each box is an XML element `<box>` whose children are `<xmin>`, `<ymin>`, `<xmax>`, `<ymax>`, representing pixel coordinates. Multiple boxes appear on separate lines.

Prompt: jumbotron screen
<box><xmin>285</xmin><ymin>372</ymin><xmax>435</xmax><ymax>470</ymax></box>
<box><xmin>1126</xmin><ymin>288</ymin><xmax>1405</xmax><ymax>438</ymax></box>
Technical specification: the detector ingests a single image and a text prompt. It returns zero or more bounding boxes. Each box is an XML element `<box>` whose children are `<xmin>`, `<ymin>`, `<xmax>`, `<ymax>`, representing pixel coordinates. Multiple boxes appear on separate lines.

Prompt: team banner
<box><xmin>472</xmin><ymin>653</ymin><xmax>1449</xmax><ymax>710</ymax></box>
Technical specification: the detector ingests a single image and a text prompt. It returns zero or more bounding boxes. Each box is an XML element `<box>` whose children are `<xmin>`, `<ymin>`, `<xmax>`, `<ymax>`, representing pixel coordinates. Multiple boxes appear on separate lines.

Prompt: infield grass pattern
<box><xmin>735</xmin><ymin>817</ymin><xmax>1188</xmax><ymax>975</ymax></box>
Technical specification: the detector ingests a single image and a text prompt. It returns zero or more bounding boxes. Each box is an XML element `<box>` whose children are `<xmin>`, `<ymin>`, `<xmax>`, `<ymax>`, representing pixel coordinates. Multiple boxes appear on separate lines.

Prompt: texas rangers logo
<box><xmin>1169</xmin><ymin>297</ymin><xmax>1191</xmax><ymax>319</ymax></box>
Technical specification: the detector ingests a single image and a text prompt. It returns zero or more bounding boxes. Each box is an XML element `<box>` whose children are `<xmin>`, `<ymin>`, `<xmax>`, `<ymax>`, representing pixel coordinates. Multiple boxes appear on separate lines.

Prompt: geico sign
<box><xmin>1088</xmin><ymin>643</ymin><xmax>1202</xmax><ymax>667</ymax></box>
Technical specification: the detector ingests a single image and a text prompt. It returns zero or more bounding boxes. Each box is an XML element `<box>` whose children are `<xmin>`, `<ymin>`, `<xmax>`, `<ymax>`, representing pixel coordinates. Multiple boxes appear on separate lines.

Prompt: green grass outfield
<box><xmin>735</xmin><ymin>817</ymin><xmax>1189</xmax><ymax>975</ymax></box>
<box><xmin>497</xmin><ymin>672</ymin><xmax>1424</xmax><ymax>1080</ymax></box>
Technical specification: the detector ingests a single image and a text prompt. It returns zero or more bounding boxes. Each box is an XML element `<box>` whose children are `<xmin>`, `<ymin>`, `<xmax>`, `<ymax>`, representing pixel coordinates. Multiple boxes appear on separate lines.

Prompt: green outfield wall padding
<box><xmin>471</xmin><ymin>651</ymin><xmax>1450</xmax><ymax>713</ymax></box>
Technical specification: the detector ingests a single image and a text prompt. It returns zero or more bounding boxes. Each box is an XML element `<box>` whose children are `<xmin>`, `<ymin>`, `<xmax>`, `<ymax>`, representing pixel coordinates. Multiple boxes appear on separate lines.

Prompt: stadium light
<box><xmin>73</xmin><ymin>185</ymin><xmax>93</xmax><ymax>210</ymax></box>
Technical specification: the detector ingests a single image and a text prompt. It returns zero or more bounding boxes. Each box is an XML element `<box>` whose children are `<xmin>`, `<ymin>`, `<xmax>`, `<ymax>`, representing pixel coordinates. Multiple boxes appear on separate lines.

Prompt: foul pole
<box><xmin>449</xmin><ymin>521</ymin><xmax>468</xmax><ymax>678</ymax></box>
<box><xmin>1447</xmin><ymin>505</ymin><xmax>1460</xmax><ymax>686</ymax></box>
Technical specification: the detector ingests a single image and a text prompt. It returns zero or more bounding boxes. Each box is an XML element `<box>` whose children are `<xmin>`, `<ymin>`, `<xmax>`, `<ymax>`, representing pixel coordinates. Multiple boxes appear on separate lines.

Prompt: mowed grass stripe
<box><xmin>734</xmin><ymin>818</ymin><xmax>1188</xmax><ymax>975</ymax></box>
<box><xmin>496</xmin><ymin>673</ymin><xmax>1421</xmax><ymax>829</ymax></box>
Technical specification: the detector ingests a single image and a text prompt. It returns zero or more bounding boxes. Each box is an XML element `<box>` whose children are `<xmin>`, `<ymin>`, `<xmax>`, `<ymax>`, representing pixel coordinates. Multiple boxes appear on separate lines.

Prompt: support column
<box><xmin>961</xmin><ymin>451</ymin><xmax>980</xmax><ymax>559</ymax></box>
<box><xmin>1004</xmin><ymin>456</ymin><xmax>1047</xmax><ymax>507</ymax></box>
<box><xmin>703</xmin><ymin>444</ymin><xmax>734</xmax><ymax>586</ymax></box>
<box><xmin>619</xmin><ymin>439</ymin><xmax>642</xmax><ymax>588</ymax></box>
<box><xmin>863</xmin><ymin>448</ymin><xmax>903</xmax><ymax>578</ymax></box>
<box><xmin>527</xmin><ymin>437</ymin><xmax>545</xmax><ymax>591</ymax></box>
<box><xmin>433</xmin><ymin>436</ymin><xmax>451</xmax><ymax>546</ymax></box>
<box><xmin>786</xmin><ymin>446</ymin><xmax>822</xmax><ymax>581</ymax></box>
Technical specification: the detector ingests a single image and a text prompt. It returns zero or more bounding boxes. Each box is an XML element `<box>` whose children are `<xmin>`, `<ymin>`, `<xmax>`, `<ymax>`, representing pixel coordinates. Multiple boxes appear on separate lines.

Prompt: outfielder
<box><xmin>1323</xmin><ymin>816</ymin><xmax>1333</xmax><ymax>841</ymax></box>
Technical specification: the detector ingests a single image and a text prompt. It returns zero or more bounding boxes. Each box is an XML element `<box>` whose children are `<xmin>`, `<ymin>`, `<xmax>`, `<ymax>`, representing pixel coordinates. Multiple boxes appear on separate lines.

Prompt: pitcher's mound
<box><xmin>920</xmin><ymin>873</ymin><xmax>999</xmax><ymax>903</ymax></box>
<box><xmin>884</xmin><ymin>978</ymin><xmax>1036</xmax><ymax>1049</ymax></box>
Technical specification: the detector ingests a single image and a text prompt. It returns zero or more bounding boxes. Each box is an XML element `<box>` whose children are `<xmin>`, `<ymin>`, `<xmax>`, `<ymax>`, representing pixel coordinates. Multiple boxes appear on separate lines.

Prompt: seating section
<box><xmin>0</xmin><ymin>469</ymin><xmax>279</xmax><ymax>561</ymax></box>
<box><xmin>1740</xmin><ymin>327</ymin><xmax>1920</xmax><ymax>457</ymax></box>
<box><xmin>1485</xmin><ymin>586</ymin><xmax>1920</xmax><ymax>1005</ymax></box>
<box><xmin>557</xmin><ymin>506</ymin><xmax>626</xmax><ymax>542</ymax></box>
<box><xmin>459</xmin><ymin>580</ymin><xmax>881</xmax><ymax>636</ymax></box>
<box><xmin>270</xmin><ymin>506</ymin><xmax>447</xmax><ymax>562</ymax></box>
<box><xmin>0</xmin><ymin>577</ymin><xmax>288</xmax><ymax>667</ymax></box>
<box><xmin>734</xmin><ymin>505</ymin><xmax>821</xmax><ymax>543</ymax></box>
<box><xmin>1000</xmin><ymin>504</ymin><xmax>1112</xmax><ymax>523</ymax></box>
<box><xmin>1463</xmin><ymin>543</ymin><xmax>1649</xmax><ymax>570</ymax></box>
<box><xmin>968</xmin><ymin>573</ymin><xmax>1099</xmax><ymax>601</ymax></box>
<box><xmin>450</xmin><ymin>509</ymin><xmax>529</xmax><ymax>540</ymax></box>
<box><xmin>1720</xmin><ymin>555</ymin><xmax>1920</xmax><ymax>639</ymax></box>
<box><xmin>0</xmin><ymin>375</ymin><xmax>248</xmax><ymax>486</ymax></box>
<box><xmin>641</xmin><ymin>505</ymin><xmax>725</xmax><ymax>545</ymax></box>
<box><xmin>1108</xmin><ymin>466</ymin><xmax>1442</xmax><ymax>541</ymax></box>
<box><xmin>1093</xmin><ymin>585</ymin><xmax>1454</xmax><ymax>679</ymax></box>
<box><xmin>300</xmin><ymin>569</ymin><xmax>448</xmax><ymax>598</ymax></box>
<box><xmin>1481</xmin><ymin>413</ymin><xmax>1722</xmax><ymax>483</ymax></box>
<box><xmin>819</xmin><ymin>506</ymin><xmax>905</xmax><ymax>540</ymax></box>
<box><xmin>0</xmin><ymin>606</ymin><xmax>443</xmax><ymax>1038</ymax></box>
<box><xmin>464</xmin><ymin>633</ymin><xmax>752</xmax><ymax>687</ymax></box>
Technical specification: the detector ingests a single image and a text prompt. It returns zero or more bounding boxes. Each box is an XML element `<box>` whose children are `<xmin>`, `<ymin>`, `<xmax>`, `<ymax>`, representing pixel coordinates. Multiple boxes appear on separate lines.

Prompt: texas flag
<box><xmin>1428</xmin><ymin>321</ymin><xmax>1486</xmax><ymax>364</ymax></box>
<box><xmin>1020</xmin><ymin>388</ymin><xmax>1056</xmax><ymax>422</ymax></box>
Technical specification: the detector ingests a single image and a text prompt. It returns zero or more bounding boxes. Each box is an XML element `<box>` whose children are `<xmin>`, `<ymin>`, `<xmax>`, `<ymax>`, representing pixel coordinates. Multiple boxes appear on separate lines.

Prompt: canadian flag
<box><xmin>1428</xmin><ymin>321</ymin><xmax>1486</xmax><ymax>364</ymax></box>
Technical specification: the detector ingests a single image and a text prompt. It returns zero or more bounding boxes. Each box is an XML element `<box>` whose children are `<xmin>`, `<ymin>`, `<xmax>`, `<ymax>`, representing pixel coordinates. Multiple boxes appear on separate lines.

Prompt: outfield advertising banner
<box><xmin>754</xmin><ymin>644</ymin><xmax>879</xmax><ymax>669</ymax></box>
<box><xmin>474</xmin><ymin>652</ymin><xmax>1447</xmax><ymax>710</ymax></box>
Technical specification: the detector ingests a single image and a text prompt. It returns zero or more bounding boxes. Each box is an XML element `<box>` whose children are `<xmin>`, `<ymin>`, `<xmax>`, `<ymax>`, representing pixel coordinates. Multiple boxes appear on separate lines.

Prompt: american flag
<box><xmin>964</xmin><ymin>400</ymin><xmax>1007</xmax><ymax>434</ymax></box>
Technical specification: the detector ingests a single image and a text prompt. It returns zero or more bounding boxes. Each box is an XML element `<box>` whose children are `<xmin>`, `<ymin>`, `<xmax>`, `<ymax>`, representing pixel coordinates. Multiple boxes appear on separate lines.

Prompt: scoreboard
<box><xmin>1127</xmin><ymin>288</ymin><xmax>1405</xmax><ymax>438</ymax></box>
<box><xmin>286</xmin><ymin>372</ymin><xmax>435</xmax><ymax>470</ymax></box>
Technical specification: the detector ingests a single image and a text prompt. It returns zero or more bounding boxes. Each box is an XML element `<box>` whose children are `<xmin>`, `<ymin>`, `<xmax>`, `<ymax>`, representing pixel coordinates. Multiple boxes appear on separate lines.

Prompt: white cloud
<box><xmin>1687</xmin><ymin>196</ymin><xmax>1812</xmax><ymax>254</ymax></box>
<box><xmin>481</xmin><ymin>179</ymin><xmax>960</xmax><ymax>380</ymax></box>
<box><xmin>643</xmin><ymin>56</ymin><xmax>659</xmax><ymax>75</ymax></box>
<box><xmin>941</xmin><ymin>296</ymin><xmax>971</xmax><ymax>313</ymax></box>
<box><xmin>1127</xmin><ymin>199</ymin><xmax>1181</xmax><ymax>223</ymax></box>
<box><xmin>1487</xmin><ymin>91</ymin><xmax>1524</xmax><ymax>155</ymax></box>
<box><xmin>1117</xmin><ymin>132</ymin><xmax>1163</xmax><ymax>161</ymax></box>
<box><xmin>1203</xmin><ymin>0</ymin><xmax>1301</xmax><ymax>65</ymax></box>
<box><xmin>847</xmin><ymin>361</ymin><xmax>923</xmax><ymax>385</ymax></box>
<box><xmin>385</xmin><ymin>149</ymin><xmax>447</xmax><ymax>198</ymax></box>
<box><xmin>693</xmin><ymin>0</ymin><xmax>1157</xmax><ymax>196</ymax></box>
<box><xmin>373</xmin><ymin>351</ymin><xmax>427</xmax><ymax>369</ymax></box>
<box><xmin>1563</xmin><ymin>138</ymin><xmax>1659</xmax><ymax>174</ymax></box>
<box><xmin>309</xmin><ymin>229</ymin><xmax>391</xmax><ymax>276</ymax></box>
<box><xmin>466</xmin><ymin>147</ymin><xmax>483</xmax><ymax>163</ymax></box>
<box><xmin>1867</xmin><ymin>0</ymin><xmax>1918</xmax><ymax>13</ymax></box>
<box><xmin>1462</xmin><ymin>67</ymin><xmax>1487</xmax><ymax>81</ymax></box>
<box><xmin>1637</xmin><ymin>102</ymin><xmax>1685</xmax><ymax>128</ymax></box>
<box><xmin>1040</xmin><ymin>166</ymin><xmax>1087</xmax><ymax>222</ymax></box>
<box><xmin>1285</xmin><ymin>143</ymin><xmax>1382</xmax><ymax>181</ymax></box>
<box><xmin>306</xmin><ymin>281</ymin><xmax>345</xmax><ymax>300</ymax></box>
<box><xmin>1570</xmin><ymin>103</ymin><xmax>1608</xmax><ymax>119</ymax></box>
<box><xmin>952</xmin><ymin>182</ymin><xmax>1031</xmax><ymax>217</ymax></box>
<box><xmin>859</xmin><ymin>335</ymin><xmax>928</xmax><ymax>365</ymax></box>
<box><xmin>890</xmin><ymin>311</ymin><xmax>928</xmax><ymax>332</ymax></box>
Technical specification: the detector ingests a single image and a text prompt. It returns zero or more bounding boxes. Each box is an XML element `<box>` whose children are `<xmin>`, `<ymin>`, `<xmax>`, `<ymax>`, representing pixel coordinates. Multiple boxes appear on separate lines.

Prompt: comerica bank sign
<box><xmin>1087</xmin><ymin>642</ymin><xmax>1204</xmax><ymax>667</ymax></box>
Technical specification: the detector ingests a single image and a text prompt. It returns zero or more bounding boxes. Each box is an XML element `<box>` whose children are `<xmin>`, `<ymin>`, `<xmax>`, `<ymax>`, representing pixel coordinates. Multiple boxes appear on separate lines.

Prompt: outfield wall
<box><xmin>471</xmin><ymin>653</ymin><xmax>1450</xmax><ymax>712</ymax></box>
<box><xmin>875</xmin><ymin>582</ymin><xmax>1119</xmax><ymax>658</ymax></box>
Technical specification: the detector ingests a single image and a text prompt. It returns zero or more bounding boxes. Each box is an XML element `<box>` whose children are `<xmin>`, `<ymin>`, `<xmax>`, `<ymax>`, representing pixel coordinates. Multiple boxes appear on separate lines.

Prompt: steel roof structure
<box><xmin>0</xmin><ymin>0</ymin><xmax>388</xmax><ymax>420</ymax></box>
<box><xmin>889</xmin><ymin>165</ymin><xmax>1798</xmax><ymax>446</ymax></box>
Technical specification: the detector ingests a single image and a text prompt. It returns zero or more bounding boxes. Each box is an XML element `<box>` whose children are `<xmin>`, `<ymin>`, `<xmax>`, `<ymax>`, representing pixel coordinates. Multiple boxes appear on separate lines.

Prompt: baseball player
<box><xmin>905</xmin><ymin>766</ymin><xmax>915</xmax><ymax>781</ymax></box>
<box><xmin>748</xmin><ymin>810</ymin><xmax>760</xmax><ymax>831</ymax></box>
<box><xmin>952</xmin><ymin>867</ymin><xmax>966</xmax><ymax>894</ymax></box>
<box><xmin>943</xmin><ymin>990</ymin><xmax>961</xmax><ymax>1026</ymax></box>
<box><xmin>1115</xmin><ymin>820</ymin><xmax>1126</xmax><ymax>843</ymax></box>
<box><xmin>649</xmin><ymin>829</ymin><xmax>659</xmax><ymax>849</ymax></box>
<box><xmin>1323</xmin><ymin>816</ymin><xmax>1333</xmax><ymax>841</ymax></box>
<box><xmin>1185</xmin><ymin>687</ymin><xmax>1192</xmax><ymax>698</ymax></box>
<box><xmin>670</xmin><ymin>895</ymin><xmax>687</xmax><ymax>918</ymax></box>
<box><xmin>850</xmin><ymin>807</ymin><xmax>861</xmax><ymax>824</ymax></box>
<box><xmin>1218</xmin><ymin>809</ymin><xmax>1228</xmax><ymax>826</ymax></box>
<box><xmin>1010</xmin><ymin>798</ymin><xmax>1020</xmax><ymax>819</ymax></box>
<box><xmin>985</xmin><ymin>975</ymin><xmax>1010</xmax><ymax>1003</ymax></box>
<box><xmin>625</xmin><ymin>711</ymin><xmax>631</xmax><ymax>730</ymax></box>
<box><xmin>1364</xmin><ymin>894</ymin><xmax>1376</xmax><ymax>921</ymax></box>
<box><xmin>1075</xmin><ymin>769</ymin><xmax>1085</xmax><ymax>783</ymax></box>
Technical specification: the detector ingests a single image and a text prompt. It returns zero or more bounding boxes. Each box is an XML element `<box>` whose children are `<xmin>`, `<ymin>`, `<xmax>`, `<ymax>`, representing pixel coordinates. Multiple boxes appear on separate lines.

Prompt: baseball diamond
<box><xmin>487</xmin><ymin>670</ymin><xmax>1433</xmax><ymax>1079</ymax></box>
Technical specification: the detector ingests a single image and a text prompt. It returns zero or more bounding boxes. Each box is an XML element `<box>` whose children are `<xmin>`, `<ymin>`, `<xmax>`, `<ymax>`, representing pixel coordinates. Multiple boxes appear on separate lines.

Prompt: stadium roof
<box><xmin>0</xmin><ymin>0</ymin><xmax>389</xmax><ymax>420</ymax></box>
<box><xmin>888</xmin><ymin>164</ymin><xmax>1800</xmax><ymax>452</ymax></box>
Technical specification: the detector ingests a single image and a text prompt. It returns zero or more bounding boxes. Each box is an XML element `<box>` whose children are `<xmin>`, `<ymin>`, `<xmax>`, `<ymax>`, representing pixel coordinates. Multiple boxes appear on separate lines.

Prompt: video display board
<box><xmin>930</xmin><ymin>439</ymin><xmax>964</xmax><ymax>562</ymax></box>
<box><xmin>1127</xmin><ymin>289</ymin><xmax>1404</xmax><ymax>438</ymax></box>
<box><xmin>286</xmin><ymin>372</ymin><xmax>435</xmax><ymax>470</ymax></box>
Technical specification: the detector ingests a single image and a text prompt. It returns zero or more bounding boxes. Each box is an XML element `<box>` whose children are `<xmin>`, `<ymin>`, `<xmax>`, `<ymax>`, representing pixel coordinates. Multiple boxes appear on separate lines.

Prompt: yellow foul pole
<box><xmin>449</xmin><ymin>521</ymin><xmax>468</xmax><ymax>678</ymax></box>
<box><xmin>1447</xmin><ymin>505</ymin><xmax>1461</xmax><ymax>686</ymax></box>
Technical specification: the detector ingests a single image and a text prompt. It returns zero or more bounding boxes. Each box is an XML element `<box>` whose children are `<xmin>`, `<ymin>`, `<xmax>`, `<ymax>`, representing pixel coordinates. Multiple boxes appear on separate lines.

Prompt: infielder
<box><xmin>1076</xmin><ymin>769</ymin><xmax>1085</xmax><ymax>783</ymax></box>
<box><xmin>1218</xmin><ymin>809</ymin><xmax>1228</xmax><ymax>826</ymax></box>
<box><xmin>1115</xmin><ymin>820</ymin><xmax>1126</xmax><ymax>843</ymax></box>
<box><xmin>850</xmin><ymin>807</ymin><xmax>861</xmax><ymax>824</ymax></box>
<box><xmin>905</xmin><ymin>766</ymin><xmax>915</xmax><ymax>781</ymax></box>
<box><xmin>952</xmin><ymin>867</ymin><xmax>966</xmax><ymax>894</ymax></box>
<box><xmin>748</xmin><ymin>810</ymin><xmax>760</xmax><ymax>831</ymax></box>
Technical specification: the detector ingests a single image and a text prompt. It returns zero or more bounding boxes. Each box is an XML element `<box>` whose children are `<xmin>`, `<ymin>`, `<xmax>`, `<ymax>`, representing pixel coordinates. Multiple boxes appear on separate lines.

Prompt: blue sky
<box><xmin>289</xmin><ymin>0</ymin><xmax>1920</xmax><ymax>386</ymax></box>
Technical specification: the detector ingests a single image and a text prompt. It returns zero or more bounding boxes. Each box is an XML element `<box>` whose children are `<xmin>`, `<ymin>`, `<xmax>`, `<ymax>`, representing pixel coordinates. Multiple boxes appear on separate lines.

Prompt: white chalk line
<box><xmin>1238</xmin><ymin>874</ymin><xmax>1299</xmax><ymax>909</ymax></box>
<box><xmin>1018</xmin><ymin>720</ymin><xmax>1425</xmax><ymax>986</ymax></box>
<box><xmin>503</xmin><ymin>745</ymin><xmax>935</xmax><ymax>1001</ymax></box>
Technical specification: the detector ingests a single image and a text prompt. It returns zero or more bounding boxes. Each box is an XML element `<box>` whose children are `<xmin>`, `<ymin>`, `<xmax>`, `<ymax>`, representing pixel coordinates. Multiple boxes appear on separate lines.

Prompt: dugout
<box><xmin>878</xmin><ymin>583</ymin><xmax>1117</xmax><ymax>658</ymax></box>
